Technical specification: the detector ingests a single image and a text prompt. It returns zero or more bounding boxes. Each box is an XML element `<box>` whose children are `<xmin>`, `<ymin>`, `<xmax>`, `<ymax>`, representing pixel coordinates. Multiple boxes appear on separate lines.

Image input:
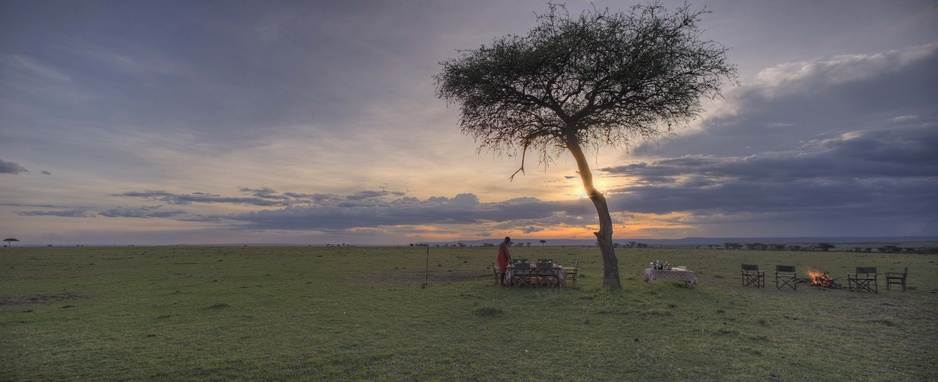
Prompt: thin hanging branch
<box><xmin>509</xmin><ymin>141</ymin><xmax>529</xmax><ymax>181</ymax></box>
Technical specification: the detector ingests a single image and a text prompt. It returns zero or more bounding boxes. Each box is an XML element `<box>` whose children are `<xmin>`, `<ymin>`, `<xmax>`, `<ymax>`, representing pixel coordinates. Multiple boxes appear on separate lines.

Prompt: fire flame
<box><xmin>807</xmin><ymin>268</ymin><xmax>833</xmax><ymax>286</ymax></box>
<box><xmin>807</xmin><ymin>269</ymin><xmax>824</xmax><ymax>285</ymax></box>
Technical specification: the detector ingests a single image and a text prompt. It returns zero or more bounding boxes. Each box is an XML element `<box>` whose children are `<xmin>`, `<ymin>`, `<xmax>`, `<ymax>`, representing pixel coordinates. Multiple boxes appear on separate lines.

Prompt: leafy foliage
<box><xmin>435</xmin><ymin>2</ymin><xmax>737</xmax><ymax>162</ymax></box>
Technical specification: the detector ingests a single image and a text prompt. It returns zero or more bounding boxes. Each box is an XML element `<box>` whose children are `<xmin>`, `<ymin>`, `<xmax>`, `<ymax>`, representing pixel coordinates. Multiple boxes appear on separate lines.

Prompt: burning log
<box><xmin>807</xmin><ymin>269</ymin><xmax>842</xmax><ymax>289</ymax></box>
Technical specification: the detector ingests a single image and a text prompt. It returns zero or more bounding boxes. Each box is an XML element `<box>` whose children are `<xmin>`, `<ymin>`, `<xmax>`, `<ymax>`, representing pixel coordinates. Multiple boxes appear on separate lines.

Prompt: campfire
<box><xmin>807</xmin><ymin>269</ymin><xmax>841</xmax><ymax>289</ymax></box>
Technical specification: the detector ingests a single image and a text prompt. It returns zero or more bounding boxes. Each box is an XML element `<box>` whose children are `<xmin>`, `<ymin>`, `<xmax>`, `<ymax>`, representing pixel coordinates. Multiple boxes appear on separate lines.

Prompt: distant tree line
<box><xmin>408</xmin><ymin>241</ymin><xmax>935</xmax><ymax>254</ymax></box>
<box><xmin>706</xmin><ymin>242</ymin><xmax>937</xmax><ymax>254</ymax></box>
<box><xmin>713</xmin><ymin>242</ymin><xmax>835</xmax><ymax>251</ymax></box>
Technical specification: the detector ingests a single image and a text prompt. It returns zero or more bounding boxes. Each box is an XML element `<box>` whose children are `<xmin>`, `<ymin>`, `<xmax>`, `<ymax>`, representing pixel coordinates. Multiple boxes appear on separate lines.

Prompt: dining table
<box><xmin>643</xmin><ymin>268</ymin><xmax>699</xmax><ymax>287</ymax></box>
<box><xmin>505</xmin><ymin>263</ymin><xmax>568</xmax><ymax>287</ymax></box>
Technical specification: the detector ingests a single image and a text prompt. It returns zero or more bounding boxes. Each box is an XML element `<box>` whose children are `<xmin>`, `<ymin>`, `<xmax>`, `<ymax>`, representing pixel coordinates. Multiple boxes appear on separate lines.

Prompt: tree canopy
<box><xmin>436</xmin><ymin>3</ymin><xmax>736</xmax><ymax>166</ymax></box>
<box><xmin>435</xmin><ymin>3</ymin><xmax>736</xmax><ymax>287</ymax></box>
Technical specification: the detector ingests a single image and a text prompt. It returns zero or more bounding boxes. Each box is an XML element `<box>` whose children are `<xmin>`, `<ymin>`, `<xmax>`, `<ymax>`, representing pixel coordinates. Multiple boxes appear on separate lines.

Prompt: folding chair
<box><xmin>535</xmin><ymin>259</ymin><xmax>557</xmax><ymax>287</ymax></box>
<box><xmin>775</xmin><ymin>265</ymin><xmax>798</xmax><ymax>290</ymax></box>
<box><xmin>741</xmin><ymin>264</ymin><xmax>765</xmax><ymax>288</ymax></box>
<box><xmin>511</xmin><ymin>259</ymin><xmax>533</xmax><ymax>287</ymax></box>
<box><xmin>565</xmin><ymin>261</ymin><xmax>578</xmax><ymax>285</ymax></box>
<box><xmin>848</xmin><ymin>267</ymin><xmax>878</xmax><ymax>293</ymax></box>
<box><xmin>885</xmin><ymin>266</ymin><xmax>908</xmax><ymax>291</ymax></box>
<box><xmin>492</xmin><ymin>262</ymin><xmax>500</xmax><ymax>285</ymax></box>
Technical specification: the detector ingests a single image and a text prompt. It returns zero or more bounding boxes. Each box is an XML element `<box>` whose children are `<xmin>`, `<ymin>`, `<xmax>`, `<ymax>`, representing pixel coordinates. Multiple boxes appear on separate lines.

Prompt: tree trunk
<box><xmin>566</xmin><ymin>137</ymin><xmax>621</xmax><ymax>288</ymax></box>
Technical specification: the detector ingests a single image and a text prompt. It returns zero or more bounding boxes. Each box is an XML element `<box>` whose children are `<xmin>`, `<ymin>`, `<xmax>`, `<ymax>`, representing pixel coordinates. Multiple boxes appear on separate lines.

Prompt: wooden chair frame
<box><xmin>565</xmin><ymin>261</ymin><xmax>578</xmax><ymax>285</ymax></box>
<box><xmin>741</xmin><ymin>264</ymin><xmax>765</xmax><ymax>288</ymax></box>
<box><xmin>848</xmin><ymin>267</ymin><xmax>878</xmax><ymax>293</ymax></box>
<box><xmin>885</xmin><ymin>266</ymin><xmax>908</xmax><ymax>291</ymax></box>
<box><xmin>775</xmin><ymin>265</ymin><xmax>798</xmax><ymax>290</ymax></box>
<box><xmin>535</xmin><ymin>259</ymin><xmax>558</xmax><ymax>287</ymax></box>
<box><xmin>535</xmin><ymin>270</ymin><xmax>559</xmax><ymax>287</ymax></box>
<box><xmin>509</xmin><ymin>259</ymin><xmax>534</xmax><ymax>287</ymax></box>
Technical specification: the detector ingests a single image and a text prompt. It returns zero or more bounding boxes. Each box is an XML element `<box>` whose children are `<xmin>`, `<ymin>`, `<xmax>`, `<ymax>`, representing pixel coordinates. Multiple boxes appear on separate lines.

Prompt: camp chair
<box><xmin>535</xmin><ymin>259</ymin><xmax>558</xmax><ymax>287</ymax></box>
<box><xmin>741</xmin><ymin>264</ymin><xmax>765</xmax><ymax>288</ymax></box>
<box><xmin>848</xmin><ymin>267</ymin><xmax>878</xmax><ymax>293</ymax></box>
<box><xmin>511</xmin><ymin>259</ymin><xmax>533</xmax><ymax>287</ymax></box>
<box><xmin>512</xmin><ymin>259</ymin><xmax>530</xmax><ymax>270</ymax></box>
<box><xmin>565</xmin><ymin>261</ymin><xmax>578</xmax><ymax>285</ymax></box>
<box><xmin>775</xmin><ymin>265</ymin><xmax>798</xmax><ymax>290</ymax></box>
<box><xmin>885</xmin><ymin>266</ymin><xmax>908</xmax><ymax>291</ymax></box>
<box><xmin>491</xmin><ymin>262</ymin><xmax>502</xmax><ymax>286</ymax></box>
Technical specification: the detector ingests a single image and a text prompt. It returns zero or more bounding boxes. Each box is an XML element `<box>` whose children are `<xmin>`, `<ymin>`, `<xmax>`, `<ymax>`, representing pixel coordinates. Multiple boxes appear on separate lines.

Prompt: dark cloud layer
<box><xmin>226</xmin><ymin>194</ymin><xmax>590</xmax><ymax>231</ymax></box>
<box><xmin>99</xmin><ymin>206</ymin><xmax>186</xmax><ymax>218</ymax></box>
<box><xmin>111</xmin><ymin>188</ymin><xmax>593</xmax><ymax>231</ymax></box>
<box><xmin>0</xmin><ymin>159</ymin><xmax>28</xmax><ymax>174</ymax></box>
<box><xmin>601</xmin><ymin>44</ymin><xmax>938</xmax><ymax>236</ymax></box>
<box><xmin>17</xmin><ymin>209</ymin><xmax>94</xmax><ymax>218</ymax></box>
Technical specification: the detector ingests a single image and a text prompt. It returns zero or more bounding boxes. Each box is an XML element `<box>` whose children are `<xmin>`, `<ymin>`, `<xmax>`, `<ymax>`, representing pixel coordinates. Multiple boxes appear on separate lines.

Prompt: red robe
<box><xmin>497</xmin><ymin>244</ymin><xmax>511</xmax><ymax>272</ymax></box>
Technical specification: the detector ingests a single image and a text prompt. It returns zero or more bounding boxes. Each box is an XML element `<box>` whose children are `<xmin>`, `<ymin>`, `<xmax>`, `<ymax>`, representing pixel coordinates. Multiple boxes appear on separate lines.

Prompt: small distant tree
<box><xmin>435</xmin><ymin>3</ymin><xmax>736</xmax><ymax>287</ymax></box>
<box><xmin>817</xmin><ymin>243</ymin><xmax>836</xmax><ymax>252</ymax></box>
<box><xmin>4</xmin><ymin>238</ymin><xmax>19</xmax><ymax>247</ymax></box>
<box><xmin>540</xmin><ymin>240</ymin><xmax>547</xmax><ymax>246</ymax></box>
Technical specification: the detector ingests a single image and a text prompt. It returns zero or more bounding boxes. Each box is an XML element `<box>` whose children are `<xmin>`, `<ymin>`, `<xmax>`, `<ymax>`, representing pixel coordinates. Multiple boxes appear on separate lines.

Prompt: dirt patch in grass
<box><xmin>0</xmin><ymin>293</ymin><xmax>83</xmax><ymax>307</ymax></box>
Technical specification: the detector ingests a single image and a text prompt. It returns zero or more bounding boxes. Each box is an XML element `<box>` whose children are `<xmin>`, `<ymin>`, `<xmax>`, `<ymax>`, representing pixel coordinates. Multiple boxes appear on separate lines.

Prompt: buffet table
<box><xmin>643</xmin><ymin>268</ymin><xmax>698</xmax><ymax>287</ymax></box>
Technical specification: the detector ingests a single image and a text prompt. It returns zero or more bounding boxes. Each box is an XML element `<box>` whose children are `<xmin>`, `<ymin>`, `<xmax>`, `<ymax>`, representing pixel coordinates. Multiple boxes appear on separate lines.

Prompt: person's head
<box><xmin>504</xmin><ymin>236</ymin><xmax>511</xmax><ymax>244</ymax></box>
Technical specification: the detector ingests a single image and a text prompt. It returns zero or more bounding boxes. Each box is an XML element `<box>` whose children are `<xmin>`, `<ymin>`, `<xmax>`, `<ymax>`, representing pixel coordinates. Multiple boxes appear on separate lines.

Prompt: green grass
<box><xmin>1</xmin><ymin>246</ymin><xmax>936</xmax><ymax>381</ymax></box>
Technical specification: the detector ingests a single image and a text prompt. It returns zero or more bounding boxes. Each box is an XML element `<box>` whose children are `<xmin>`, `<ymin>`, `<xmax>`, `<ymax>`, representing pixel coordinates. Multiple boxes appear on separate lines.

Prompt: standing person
<box><xmin>497</xmin><ymin>236</ymin><xmax>512</xmax><ymax>285</ymax></box>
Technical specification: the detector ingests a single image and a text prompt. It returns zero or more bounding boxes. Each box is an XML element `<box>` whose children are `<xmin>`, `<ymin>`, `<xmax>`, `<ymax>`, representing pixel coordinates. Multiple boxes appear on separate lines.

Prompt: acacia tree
<box><xmin>435</xmin><ymin>3</ymin><xmax>736</xmax><ymax>287</ymax></box>
<box><xmin>3</xmin><ymin>238</ymin><xmax>19</xmax><ymax>247</ymax></box>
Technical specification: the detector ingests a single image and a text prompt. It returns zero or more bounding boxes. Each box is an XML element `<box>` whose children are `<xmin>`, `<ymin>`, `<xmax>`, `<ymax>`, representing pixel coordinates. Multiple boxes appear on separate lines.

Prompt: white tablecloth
<box><xmin>643</xmin><ymin>269</ymin><xmax>698</xmax><ymax>286</ymax></box>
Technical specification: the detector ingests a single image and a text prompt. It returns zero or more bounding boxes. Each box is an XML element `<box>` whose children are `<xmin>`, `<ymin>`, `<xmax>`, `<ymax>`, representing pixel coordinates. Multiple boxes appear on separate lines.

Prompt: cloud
<box><xmin>17</xmin><ymin>209</ymin><xmax>95</xmax><ymax>218</ymax></box>
<box><xmin>225</xmin><ymin>192</ymin><xmax>592</xmax><ymax>231</ymax></box>
<box><xmin>748</xmin><ymin>42</ymin><xmax>938</xmax><ymax>97</ymax></box>
<box><xmin>602</xmin><ymin>43</ymin><xmax>938</xmax><ymax>237</ymax></box>
<box><xmin>99</xmin><ymin>205</ymin><xmax>187</xmax><ymax>218</ymax></box>
<box><xmin>0</xmin><ymin>159</ymin><xmax>28</xmax><ymax>174</ymax></box>
<box><xmin>104</xmin><ymin>187</ymin><xmax>598</xmax><ymax>232</ymax></box>
<box><xmin>3</xmin><ymin>54</ymin><xmax>71</xmax><ymax>82</ymax></box>
<box><xmin>606</xmin><ymin>125</ymin><xmax>938</xmax><ymax>213</ymax></box>
<box><xmin>115</xmin><ymin>190</ymin><xmax>291</xmax><ymax>207</ymax></box>
<box><xmin>647</xmin><ymin>42</ymin><xmax>938</xmax><ymax>158</ymax></box>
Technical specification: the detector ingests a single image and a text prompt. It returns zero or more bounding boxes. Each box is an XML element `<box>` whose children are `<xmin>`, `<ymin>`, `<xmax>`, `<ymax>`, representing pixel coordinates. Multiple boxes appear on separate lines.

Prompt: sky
<box><xmin>1</xmin><ymin>0</ymin><xmax>936</xmax><ymax>246</ymax></box>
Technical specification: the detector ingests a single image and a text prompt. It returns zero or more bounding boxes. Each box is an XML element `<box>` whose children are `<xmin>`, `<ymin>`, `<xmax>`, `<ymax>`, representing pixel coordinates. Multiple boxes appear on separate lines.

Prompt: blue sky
<box><xmin>1</xmin><ymin>0</ymin><xmax>936</xmax><ymax>245</ymax></box>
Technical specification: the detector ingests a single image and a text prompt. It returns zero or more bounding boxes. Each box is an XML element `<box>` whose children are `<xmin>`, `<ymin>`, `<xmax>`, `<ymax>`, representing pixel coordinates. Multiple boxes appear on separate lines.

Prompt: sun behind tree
<box><xmin>435</xmin><ymin>2</ymin><xmax>737</xmax><ymax>287</ymax></box>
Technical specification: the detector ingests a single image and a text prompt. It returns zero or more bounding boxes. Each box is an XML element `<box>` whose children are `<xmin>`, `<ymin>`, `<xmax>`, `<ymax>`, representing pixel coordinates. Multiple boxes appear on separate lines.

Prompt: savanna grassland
<box><xmin>1</xmin><ymin>245</ymin><xmax>936</xmax><ymax>381</ymax></box>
